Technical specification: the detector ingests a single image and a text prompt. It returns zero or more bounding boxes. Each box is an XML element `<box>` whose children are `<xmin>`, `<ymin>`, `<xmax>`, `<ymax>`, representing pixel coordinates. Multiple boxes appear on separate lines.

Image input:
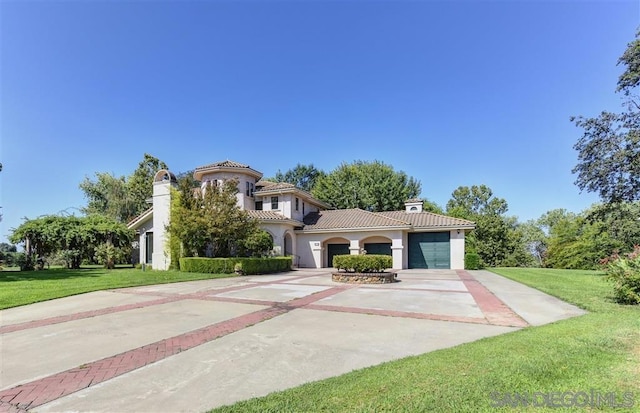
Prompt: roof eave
<box><xmin>127</xmin><ymin>208</ymin><xmax>154</xmax><ymax>229</ymax></box>
<box><xmin>296</xmin><ymin>225</ymin><xmax>412</xmax><ymax>234</ymax></box>
<box><xmin>193</xmin><ymin>166</ymin><xmax>263</xmax><ymax>181</ymax></box>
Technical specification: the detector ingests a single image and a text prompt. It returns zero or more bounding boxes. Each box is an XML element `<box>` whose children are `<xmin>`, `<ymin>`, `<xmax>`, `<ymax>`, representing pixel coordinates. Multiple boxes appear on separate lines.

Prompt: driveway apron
<box><xmin>0</xmin><ymin>269</ymin><xmax>586</xmax><ymax>412</ymax></box>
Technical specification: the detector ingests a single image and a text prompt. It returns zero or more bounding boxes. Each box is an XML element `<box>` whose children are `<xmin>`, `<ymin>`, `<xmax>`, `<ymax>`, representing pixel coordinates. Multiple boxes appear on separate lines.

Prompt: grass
<box><xmin>0</xmin><ymin>266</ymin><xmax>236</xmax><ymax>310</ymax></box>
<box><xmin>210</xmin><ymin>268</ymin><xmax>640</xmax><ymax>412</ymax></box>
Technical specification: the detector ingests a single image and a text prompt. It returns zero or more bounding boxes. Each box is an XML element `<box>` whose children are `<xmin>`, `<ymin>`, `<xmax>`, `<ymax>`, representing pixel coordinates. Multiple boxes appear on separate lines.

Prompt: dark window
<box><xmin>302</xmin><ymin>202</ymin><xmax>305</xmax><ymax>214</ymax></box>
<box><xmin>271</xmin><ymin>196</ymin><xmax>279</xmax><ymax>210</ymax></box>
<box><xmin>246</xmin><ymin>182</ymin><xmax>250</xmax><ymax>196</ymax></box>
<box><xmin>145</xmin><ymin>232</ymin><xmax>153</xmax><ymax>264</ymax></box>
<box><xmin>255</xmin><ymin>201</ymin><xmax>263</xmax><ymax>210</ymax></box>
<box><xmin>250</xmin><ymin>182</ymin><xmax>254</xmax><ymax>197</ymax></box>
<box><xmin>295</xmin><ymin>197</ymin><xmax>299</xmax><ymax>211</ymax></box>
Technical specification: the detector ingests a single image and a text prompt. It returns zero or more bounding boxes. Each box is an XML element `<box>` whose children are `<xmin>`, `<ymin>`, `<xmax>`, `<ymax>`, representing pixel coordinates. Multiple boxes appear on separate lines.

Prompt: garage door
<box><xmin>364</xmin><ymin>243</ymin><xmax>392</xmax><ymax>256</ymax></box>
<box><xmin>327</xmin><ymin>244</ymin><xmax>350</xmax><ymax>267</ymax></box>
<box><xmin>408</xmin><ymin>232</ymin><xmax>450</xmax><ymax>269</ymax></box>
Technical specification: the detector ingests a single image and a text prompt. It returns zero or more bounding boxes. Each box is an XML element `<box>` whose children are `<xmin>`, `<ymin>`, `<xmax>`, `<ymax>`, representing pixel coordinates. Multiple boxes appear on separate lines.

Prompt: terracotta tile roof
<box><xmin>194</xmin><ymin>160</ymin><xmax>250</xmax><ymax>170</ymax></box>
<box><xmin>255</xmin><ymin>180</ymin><xmax>277</xmax><ymax>187</ymax></box>
<box><xmin>378</xmin><ymin>211</ymin><xmax>475</xmax><ymax>229</ymax></box>
<box><xmin>247</xmin><ymin>210</ymin><xmax>303</xmax><ymax>226</ymax></box>
<box><xmin>254</xmin><ymin>182</ymin><xmax>296</xmax><ymax>192</ymax></box>
<box><xmin>302</xmin><ymin>209</ymin><xmax>412</xmax><ymax>231</ymax></box>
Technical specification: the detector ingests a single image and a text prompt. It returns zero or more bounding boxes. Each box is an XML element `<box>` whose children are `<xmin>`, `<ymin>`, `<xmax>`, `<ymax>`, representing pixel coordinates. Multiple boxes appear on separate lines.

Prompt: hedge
<box><xmin>465</xmin><ymin>252</ymin><xmax>483</xmax><ymax>270</ymax></box>
<box><xmin>179</xmin><ymin>257</ymin><xmax>292</xmax><ymax>275</ymax></box>
<box><xmin>332</xmin><ymin>254</ymin><xmax>392</xmax><ymax>273</ymax></box>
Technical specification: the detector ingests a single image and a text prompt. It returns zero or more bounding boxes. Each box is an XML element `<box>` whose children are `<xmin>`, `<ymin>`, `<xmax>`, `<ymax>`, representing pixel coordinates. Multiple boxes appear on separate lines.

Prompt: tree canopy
<box><xmin>446</xmin><ymin>185</ymin><xmax>530</xmax><ymax>267</ymax></box>
<box><xmin>169</xmin><ymin>178</ymin><xmax>272</xmax><ymax>262</ymax></box>
<box><xmin>272</xmin><ymin>163</ymin><xmax>326</xmax><ymax>192</ymax></box>
<box><xmin>312</xmin><ymin>160</ymin><xmax>421</xmax><ymax>212</ymax></box>
<box><xmin>9</xmin><ymin>215</ymin><xmax>133</xmax><ymax>269</ymax></box>
<box><xmin>572</xmin><ymin>32</ymin><xmax>640</xmax><ymax>203</ymax></box>
<box><xmin>80</xmin><ymin>153</ymin><xmax>168</xmax><ymax>223</ymax></box>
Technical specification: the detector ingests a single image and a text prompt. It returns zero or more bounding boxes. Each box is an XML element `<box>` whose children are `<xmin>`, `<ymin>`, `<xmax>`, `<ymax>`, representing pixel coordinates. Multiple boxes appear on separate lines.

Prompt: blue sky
<box><xmin>1</xmin><ymin>0</ymin><xmax>638</xmax><ymax>243</ymax></box>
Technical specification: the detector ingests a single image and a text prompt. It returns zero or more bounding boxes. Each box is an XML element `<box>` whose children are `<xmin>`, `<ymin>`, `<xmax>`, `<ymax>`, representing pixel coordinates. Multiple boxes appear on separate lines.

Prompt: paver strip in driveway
<box><xmin>0</xmin><ymin>269</ymin><xmax>584</xmax><ymax>412</ymax></box>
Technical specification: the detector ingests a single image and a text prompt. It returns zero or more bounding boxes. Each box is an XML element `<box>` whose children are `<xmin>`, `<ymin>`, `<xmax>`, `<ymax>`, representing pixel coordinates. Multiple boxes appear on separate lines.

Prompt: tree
<box><xmin>312</xmin><ymin>161</ymin><xmax>421</xmax><ymax>212</ymax></box>
<box><xmin>572</xmin><ymin>32</ymin><xmax>640</xmax><ymax>203</ymax></box>
<box><xmin>273</xmin><ymin>163</ymin><xmax>326</xmax><ymax>192</ymax></box>
<box><xmin>422</xmin><ymin>199</ymin><xmax>444</xmax><ymax>214</ymax></box>
<box><xmin>9</xmin><ymin>215</ymin><xmax>133</xmax><ymax>270</ymax></box>
<box><xmin>446</xmin><ymin>185</ymin><xmax>532</xmax><ymax>267</ymax></box>
<box><xmin>169</xmin><ymin>178</ymin><xmax>267</xmax><ymax>261</ymax></box>
<box><xmin>80</xmin><ymin>154</ymin><xmax>168</xmax><ymax>223</ymax></box>
<box><xmin>446</xmin><ymin>185</ymin><xmax>508</xmax><ymax>218</ymax></box>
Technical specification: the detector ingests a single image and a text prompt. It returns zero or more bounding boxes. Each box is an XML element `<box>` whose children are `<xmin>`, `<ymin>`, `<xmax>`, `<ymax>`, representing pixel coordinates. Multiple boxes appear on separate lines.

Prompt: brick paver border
<box><xmin>0</xmin><ymin>270</ymin><xmax>527</xmax><ymax>412</ymax></box>
<box><xmin>457</xmin><ymin>270</ymin><xmax>528</xmax><ymax>327</ymax></box>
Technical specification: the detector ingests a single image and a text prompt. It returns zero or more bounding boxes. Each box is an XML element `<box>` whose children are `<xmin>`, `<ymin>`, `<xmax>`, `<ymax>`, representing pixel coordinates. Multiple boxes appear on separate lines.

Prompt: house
<box><xmin>127</xmin><ymin>160</ymin><xmax>475</xmax><ymax>270</ymax></box>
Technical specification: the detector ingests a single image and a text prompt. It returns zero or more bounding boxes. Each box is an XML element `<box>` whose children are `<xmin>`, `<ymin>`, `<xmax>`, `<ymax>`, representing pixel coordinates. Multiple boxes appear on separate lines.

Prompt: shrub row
<box><xmin>465</xmin><ymin>252</ymin><xmax>483</xmax><ymax>270</ymax></box>
<box><xmin>179</xmin><ymin>257</ymin><xmax>292</xmax><ymax>275</ymax></box>
<box><xmin>333</xmin><ymin>254</ymin><xmax>392</xmax><ymax>273</ymax></box>
<box><xmin>604</xmin><ymin>246</ymin><xmax>640</xmax><ymax>304</ymax></box>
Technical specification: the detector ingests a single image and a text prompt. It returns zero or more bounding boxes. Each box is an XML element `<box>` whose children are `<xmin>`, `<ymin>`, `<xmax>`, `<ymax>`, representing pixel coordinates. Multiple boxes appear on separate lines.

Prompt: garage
<box><xmin>363</xmin><ymin>242</ymin><xmax>392</xmax><ymax>256</ymax></box>
<box><xmin>408</xmin><ymin>232</ymin><xmax>450</xmax><ymax>269</ymax></box>
<box><xmin>327</xmin><ymin>243</ymin><xmax>350</xmax><ymax>267</ymax></box>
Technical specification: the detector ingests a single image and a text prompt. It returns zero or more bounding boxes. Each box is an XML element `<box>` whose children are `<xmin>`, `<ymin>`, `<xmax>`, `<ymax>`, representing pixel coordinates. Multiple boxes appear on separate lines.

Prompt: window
<box><xmin>295</xmin><ymin>197</ymin><xmax>299</xmax><ymax>211</ymax></box>
<box><xmin>246</xmin><ymin>182</ymin><xmax>250</xmax><ymax>196</ymax></box>
<box><xmin>250</xmin><ymin>182</ymin><xmax>254</xmax><ymax>197</ymax></box>
<box><xmin>271</xmin><ymin>196</ymin><xmax>279</xmax><ymax>210</ymax></box>
<box><xmin>145</xmin><ymin>232</ymin><xmax>153</xmax><ymax>264</ymax></box>
<box><xmin>302</xmin><ymin>202</ymin><xmax>305</xmax><ymax>214</ymax></box>
<box><xmin>255</xmin><ymin>201</ymin><xmax>263</xmax><ymax>210</ymax></box>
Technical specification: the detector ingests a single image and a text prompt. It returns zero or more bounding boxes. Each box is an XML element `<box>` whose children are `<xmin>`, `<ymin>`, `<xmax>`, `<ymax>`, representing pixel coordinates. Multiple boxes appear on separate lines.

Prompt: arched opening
<box><xmin>360</xmin><ymin>236</ymin><xmax>392</xmax><ymax>256</ymax></box>
<box><xmin>284</xmin><ymin>232</ymin><xmax>293</xmax><ymax>256</ymax></box>
<box><xmin>153</xmin><ymin>169</ymin><xmax>177</xmax><ymax>183</ymax></box>
<box><xmin>323</xmin><ymin>237</ymin><xmax>350</xmax><ymax>268</ymax></box>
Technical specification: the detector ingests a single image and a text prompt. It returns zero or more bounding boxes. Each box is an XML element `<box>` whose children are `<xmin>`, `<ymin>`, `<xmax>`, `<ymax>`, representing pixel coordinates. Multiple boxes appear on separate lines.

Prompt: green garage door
<box><xmin>327</xmin><ymin>244</ymin><xmax>350</xmax><ymax>267</ymax></box>
<box><xmin>408</xmin><ymin>232</ymin><xmax>450</xmax><ymax>269</ymax></box>
<box><xmin>364</xmin><ymin>243</ymin><xmax>392</xmax><ymax>256</ymax></box>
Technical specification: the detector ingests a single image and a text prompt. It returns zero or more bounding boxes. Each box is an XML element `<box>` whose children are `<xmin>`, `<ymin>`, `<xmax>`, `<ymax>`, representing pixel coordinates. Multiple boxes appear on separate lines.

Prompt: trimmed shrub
<box><xmin>465</xmin><ymin>253</ymin><xmax>483</xmax><ymax>270</ymax></box>
<box><xmin>179</xmin><ymin>256</ymin><xmax>292</xmax><ymax>275</ymax></box>
<box><xmin>604</xmin><ymin>246</ymin><xmax>640</xmax><ymax>305</ymax></box>
<box><xmin>333</xmin><ymin>254</ymin><xmax>392</xmax><ymax>273</ymax></box>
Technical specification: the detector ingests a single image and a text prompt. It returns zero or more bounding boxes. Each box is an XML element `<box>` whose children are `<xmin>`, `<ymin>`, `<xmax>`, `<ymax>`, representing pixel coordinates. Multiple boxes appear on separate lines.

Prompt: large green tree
<box><xmin>572</xmin><ymin>32</ymin><xmax>640</xmax><ymax>203</ymax></box>
<box><xmin>169</xmin><ymin>178</ymin><xmax>271</xmax><ymax>261</ymax></box>
<box><xmin>312</xmin><ymin>161</ymin><xmax>421</xmax><ymax>212</ymax></box>
<box><xmin>273</xmin><ymin>163</ymin><xmax>326</xmax><ymax>192</ymax></box>
<box><xmin>80</xmin><ymin>154</ymin><xmax>168</xmax><ymax>223</ymax></box>
<box><xmin>446</xmin><ymin>185</ymin><xmax>531</xmax><ymax>267</ymax></box>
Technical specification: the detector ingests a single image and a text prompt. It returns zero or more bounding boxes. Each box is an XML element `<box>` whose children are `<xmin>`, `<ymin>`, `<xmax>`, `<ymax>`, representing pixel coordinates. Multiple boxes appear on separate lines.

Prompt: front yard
<box><xmin>0</xmin><ymin>267</ymin><xmax>235</xmax><ymax>310</ymax></box>
<box><xmin>211</xmin><ymin>268</ymin><xmax>640</xmax><ymax>412</ymax></box>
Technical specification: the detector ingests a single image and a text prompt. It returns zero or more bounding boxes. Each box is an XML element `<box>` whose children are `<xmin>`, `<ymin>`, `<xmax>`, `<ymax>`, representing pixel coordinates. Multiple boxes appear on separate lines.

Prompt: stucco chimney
<box><xmin>404</xmin><ymin>199</ymin><xmax>423</xmax><ymax>213</ymax></box>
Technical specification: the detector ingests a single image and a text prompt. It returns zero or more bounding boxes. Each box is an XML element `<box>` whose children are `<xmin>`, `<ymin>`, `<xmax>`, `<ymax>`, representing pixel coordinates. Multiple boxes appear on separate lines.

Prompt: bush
<box><xmin>179</xmin><ymin>257</ymin><xmax>292</xmax><ymax>275</ymax></box>
<box><xmin>604</xmin><ymin>246</ymin><xmax>640</xmax><ymax>304</ymax></box>
<box><xmin>465</xmin><ymin>253</ymin><xmax>483</xmax><ymax>270</ymax></box>
<box><xmin>333</xmin><ymin>254</ymin><xmax>392</xmax><ymax>273</ymax></box>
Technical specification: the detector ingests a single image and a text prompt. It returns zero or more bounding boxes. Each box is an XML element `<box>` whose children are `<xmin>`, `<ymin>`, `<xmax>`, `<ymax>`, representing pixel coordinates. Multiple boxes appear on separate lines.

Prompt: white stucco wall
<box><xmin>295</xmin><ymin>230</ymin><xmax>403</xmax><ymax>269</ymax></box>
<box><xmin>259</xmin><ymin>223</ymin><xmax>297</xmax><ymax>258</ymax></box>
<box><xmin>199</xmin><ymin>172</ymin><xmax>258</xmax><ymax>210</ymax></box>
<box><xmin>450</xmin><ymin>229</ymin><xmax>466</xmax><ymax>269</ymax></box>
<box><xmin>152</xmin><ymin>181</ymin><xmax>172</xmax><ymax>270</ymax></box>
<box><xmin>134</xmin><ymin>216</ymin><xmax>153</xmax><ymax>265</ymax></box>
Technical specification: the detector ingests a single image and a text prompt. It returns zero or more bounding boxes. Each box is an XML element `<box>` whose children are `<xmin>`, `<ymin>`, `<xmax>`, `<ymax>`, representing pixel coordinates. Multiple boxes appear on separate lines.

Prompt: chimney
<box><xmin>404</xmin><ymin>199</ymin><xmax>423</xmax><ymax>213</ymax></box>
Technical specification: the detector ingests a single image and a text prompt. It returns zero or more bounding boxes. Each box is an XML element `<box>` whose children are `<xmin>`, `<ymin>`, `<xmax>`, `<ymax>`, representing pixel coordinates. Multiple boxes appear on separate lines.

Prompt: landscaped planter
<box><xmin>332</xmin><ymin>272</ymin><xmax>397</xmax><ymax>284</ymax></box>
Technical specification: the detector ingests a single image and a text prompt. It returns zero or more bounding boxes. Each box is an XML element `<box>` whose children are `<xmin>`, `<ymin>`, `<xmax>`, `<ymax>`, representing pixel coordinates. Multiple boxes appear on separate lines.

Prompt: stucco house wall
<box><xmin>128</xmin><ymin>161</ymin><xmax>475</xmax><ymax>271</ymax></box>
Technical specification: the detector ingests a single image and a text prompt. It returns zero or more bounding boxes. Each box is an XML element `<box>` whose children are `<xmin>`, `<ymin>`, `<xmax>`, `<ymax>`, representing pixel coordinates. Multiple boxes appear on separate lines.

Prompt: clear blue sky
<box><xmin>1</xmin><ymin>0</ymin><xmax>638</xmax><ymax>243</ymax></box>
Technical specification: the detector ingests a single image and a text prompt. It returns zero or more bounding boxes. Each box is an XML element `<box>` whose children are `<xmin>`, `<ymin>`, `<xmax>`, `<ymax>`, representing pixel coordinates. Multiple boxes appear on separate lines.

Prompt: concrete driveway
<box><xmin>0</xmin><ymin>269</ymin><xmax>586</xmax><ymax>412</ymax></box>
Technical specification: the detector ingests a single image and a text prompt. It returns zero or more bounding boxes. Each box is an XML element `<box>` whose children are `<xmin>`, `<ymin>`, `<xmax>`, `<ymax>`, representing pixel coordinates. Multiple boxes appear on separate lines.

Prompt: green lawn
<box><xmin>0</xmin><ymin>266</ymin><xmax>235</xmax><ymax>310</ymax></box>
<box><xmin>211</xmin><ymin>268</ymin><xmax>640</xmax><ymax>412</ymax></box>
